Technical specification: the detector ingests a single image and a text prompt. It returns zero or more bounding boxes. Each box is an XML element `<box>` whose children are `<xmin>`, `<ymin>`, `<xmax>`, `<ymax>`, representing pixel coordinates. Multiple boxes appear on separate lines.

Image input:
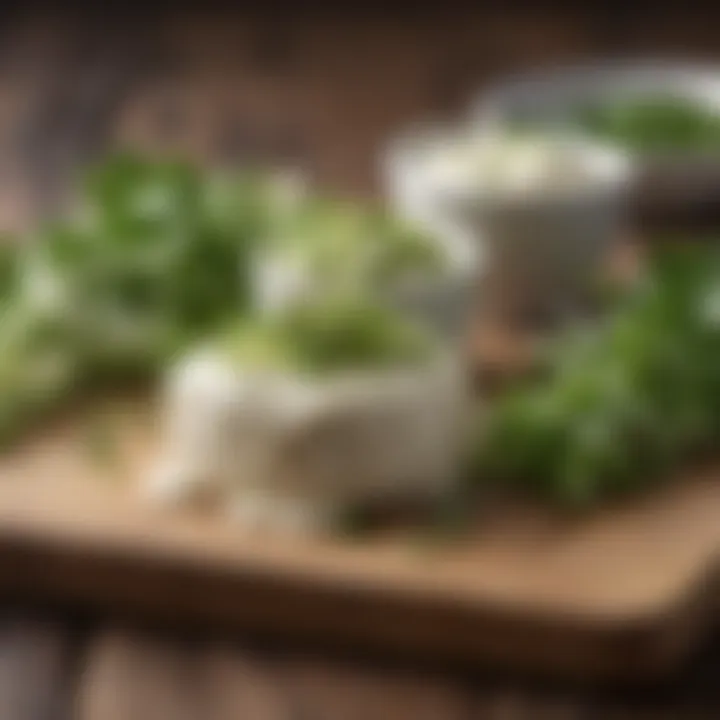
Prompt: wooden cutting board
<box><xmin>0</xmin><ymin>392</ymin><xmax>718</xmax><ymax>683</ymax></box>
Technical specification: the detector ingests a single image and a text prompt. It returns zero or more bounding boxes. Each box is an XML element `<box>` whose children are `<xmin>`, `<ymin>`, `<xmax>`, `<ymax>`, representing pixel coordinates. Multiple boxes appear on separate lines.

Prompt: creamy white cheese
<box><xmin>146</xmin><ymin>348</ymin><xmax>469</xmax><ymax>535</ymax></box>
<box><xmin>416</xmin><ymin>131</ymin><xmax>631</xmax><ymax>205</ymax></box>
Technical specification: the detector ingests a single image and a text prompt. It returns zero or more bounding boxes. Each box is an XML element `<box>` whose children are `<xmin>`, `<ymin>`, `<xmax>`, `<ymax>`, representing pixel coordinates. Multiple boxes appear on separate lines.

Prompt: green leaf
<box><xmin>475</xmin><ymin>242</ymin><xmax>720</xmax><ymax>505</ymax></box>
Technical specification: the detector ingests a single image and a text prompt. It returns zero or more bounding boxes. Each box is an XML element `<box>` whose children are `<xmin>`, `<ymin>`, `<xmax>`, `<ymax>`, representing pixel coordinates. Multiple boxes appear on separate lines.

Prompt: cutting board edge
<box><xmin>0</xmin><ymin>522</ymin><xmax>714</xmax><ymax>683</ymax></box>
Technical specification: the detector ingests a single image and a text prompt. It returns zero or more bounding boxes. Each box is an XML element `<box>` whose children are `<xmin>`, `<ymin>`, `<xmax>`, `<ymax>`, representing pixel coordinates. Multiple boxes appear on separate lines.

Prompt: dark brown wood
<box><xmin>76</xmin><ymin>627</ymin><xmax>476</xmax><ymax>720</ymax></box>
<box><xmin>77</xmin><ymin>630</ymin><xmax>205</xmax><ymax>720</ymax></box>
<box><xmin>196</xmin><ymin>644</ymin><xmax>292</xmax><ymax>720</ymax></box>
<box><xmin>0</xmin><ymin>7</ymin><xmax>717</xmax><ymax>225</ymax></box>
<box><xmin>277</xmin><ymin>655</ymin><xmax>471</xmax><ymax>720</ymax></box>
<box><xmin>0</xmin><ymin>615</ymin><xmax>77</xmax><ymax>720</ymax></box>
<box><xmin>0</xmin><ymin>604</ymin><xmax>711</xmax><ymax>720</ymax></box>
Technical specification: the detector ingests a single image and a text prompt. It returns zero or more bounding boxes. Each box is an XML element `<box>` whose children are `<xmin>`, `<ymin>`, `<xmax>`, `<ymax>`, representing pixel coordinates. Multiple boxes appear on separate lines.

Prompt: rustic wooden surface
<box><xmin>1</xmin><ymin>6</ymin><xmax>720</xmax><ymax>717</ymax></box>
<box><xmin>0</xmin><ymin>606</ymin><xmax>716</xmax><ymax>719</ymax></box>
<box><xmin>1</xmin><ymin>394</ymin><xmax>720</xmax><ymax>684</ymax></box>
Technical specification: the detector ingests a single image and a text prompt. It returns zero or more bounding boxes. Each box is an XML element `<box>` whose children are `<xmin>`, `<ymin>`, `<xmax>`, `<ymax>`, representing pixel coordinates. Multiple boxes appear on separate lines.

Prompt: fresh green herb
<box><xmin>224</xmin><ymin>297</ymin><xmax>436</xmax><ymax>376</ymax></box>
<box><xmin>32</xmin><ymin>155</ymin><xmax>267</xmax><ymax>379</ymax></box>
<box><xmin>575</xmin><ymin>96</ymin><xmax>720</xmax><ymax>153</ymax></box>
<box><xmin>0</xmin><ymin>153</ymin><xmax>446</xmax><ymax>447</ymax></box>
<box><xmin>264</xmin><ymin>196</ymin><xmax>444</xmax><ymax>298</ymax></box>
<box><xmin>475</xmin><ymin>245</ymin><xmax>720</xmax><ymax>506</ymax></box>
<box><xmin>507</xmin><ymin>96</ymin><xmax>720</xmax><ymax>154</ymax></box>
<box><xmin>0</xmin><ymin>240</ymin><xmax>19</xmax><ymax>300</ymax></box>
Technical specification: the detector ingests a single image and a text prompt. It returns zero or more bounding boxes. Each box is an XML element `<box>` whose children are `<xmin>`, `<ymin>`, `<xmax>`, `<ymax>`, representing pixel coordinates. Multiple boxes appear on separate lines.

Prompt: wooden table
<box><xmin>0</xmin><ymin>604</ymin><xmax>715</xmax><ymax>719</ymax></box>
<box><xmin>2</xmin><ymin>7</ymin><xmax>720</xmax><ymax>717</ymax></box>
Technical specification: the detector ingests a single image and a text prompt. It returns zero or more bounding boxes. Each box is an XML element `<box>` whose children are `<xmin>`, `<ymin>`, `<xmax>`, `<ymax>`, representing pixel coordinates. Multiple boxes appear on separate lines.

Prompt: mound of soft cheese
<box><xmin>146</xmin><ymin>305</ymin><xmax>469</xmax><ymax>535</ymax></box>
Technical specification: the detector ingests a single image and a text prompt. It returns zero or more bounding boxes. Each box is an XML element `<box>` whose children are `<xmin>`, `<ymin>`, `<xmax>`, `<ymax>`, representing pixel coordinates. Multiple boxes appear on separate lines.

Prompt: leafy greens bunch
<box><xmin>0</xmin><ymin>154</ymin><xmax>445</xmax><ymax>446</ymax></box>
<box><xmin>263</xmin><ymin>194</ymin><xmax>443</xmax><ymax>294</ymax></box>
<box><xmin>223</xmin><ymin>296</ymin><xmax>435</xmax><ymax>377</ymax></box>
<box><xmin>574</xmin><ymin>96</ymin><xmax>720</xmax><ymax>154</ymax></box>
<box><xmin>477</xmin><ymin>246</ymin><xmax>720</xmax><ymax>506</ymax></box>
<box><xmin>26</xmin><ymin>155</ymin><xmax>273</xmax><ymax>378</ymax></box>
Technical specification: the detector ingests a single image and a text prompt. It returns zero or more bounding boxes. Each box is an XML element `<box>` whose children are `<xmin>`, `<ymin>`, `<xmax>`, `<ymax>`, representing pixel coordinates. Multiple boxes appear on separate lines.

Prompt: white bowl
<box><xmin>383</xmin><ymin>123</ymin><xmax>483</xmax><ymax>271</ymax></box>
<box><xmin>471</xmin><ymin>60</ymin><xmax>720</xmax><ymax>129</ymax></box>
<box><xmin>383</xmin><ymin>124</ymin><xmax>487</xmax><ymax>337</ymax></box>
<box><xmin>384</xmin><ymin>124</ymin><xmax>633</xmax><ymax>324</ymax></box>
<box><xmin>470</xmin><ymin>61</ymin><xmax>720</xmax><ymax>230</ymax></box>
<box><xmin>455</xmin><ymin>181</ymin><xmax>631</xmax><ymax>323</ymax></box>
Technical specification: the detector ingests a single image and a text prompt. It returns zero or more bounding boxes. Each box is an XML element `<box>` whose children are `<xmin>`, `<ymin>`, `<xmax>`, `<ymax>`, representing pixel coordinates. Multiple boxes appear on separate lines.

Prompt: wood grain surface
<box><xmin>0</xmin><ymin>607</ymin><xmax>712</xmax><ymax>719</ymax></box>
<box><xmin>0</xmin><ymin>395</ymin><xmax>719</xmax><ymax>683</ymax></box>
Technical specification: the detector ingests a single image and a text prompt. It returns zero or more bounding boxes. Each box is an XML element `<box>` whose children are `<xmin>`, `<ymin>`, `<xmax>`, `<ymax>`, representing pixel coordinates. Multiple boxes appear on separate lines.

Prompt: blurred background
<box><xmin>3</xmin><ymin>5</ymin><xmax>720</xmax><ymax>719</ymax></box>
<box><xmin>1</xmin><ymin>5</ymin><xmax>718</xmax><ymax>228</ymax></box>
